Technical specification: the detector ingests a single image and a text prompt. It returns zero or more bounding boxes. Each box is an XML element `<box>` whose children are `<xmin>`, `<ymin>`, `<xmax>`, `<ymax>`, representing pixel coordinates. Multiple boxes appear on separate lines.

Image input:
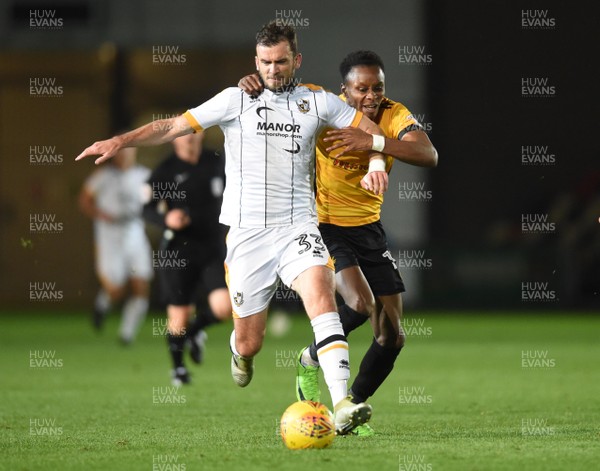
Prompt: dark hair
<box><xmin>256</xmin><ymin>20</ymin><xmax>298</xmax><ymax>56</ymax></box>
<box><xmin>339</xmin><ymin>50</ymin><xmax>385</xmax><ymax>83</ymax></box>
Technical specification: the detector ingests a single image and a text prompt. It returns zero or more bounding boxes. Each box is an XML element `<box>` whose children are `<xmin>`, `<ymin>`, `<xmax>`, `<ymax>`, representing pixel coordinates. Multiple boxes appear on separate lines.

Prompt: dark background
<box><xmin>426</xmin><ymin>1</ymin><xmax>599</xmax><ymax>308</ymax></box>
<box><xmin>0</xmin><ymin>0</ymin><xmax>597</xmax><ymax>311</ymax></box>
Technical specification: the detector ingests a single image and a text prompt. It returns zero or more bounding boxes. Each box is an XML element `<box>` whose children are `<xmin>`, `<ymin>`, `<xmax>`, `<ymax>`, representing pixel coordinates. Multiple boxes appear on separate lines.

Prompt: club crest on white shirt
<box><xmin>296</xmin><ymin>98</ymin><xmax>310</xmax><ymax>114</ymax></box>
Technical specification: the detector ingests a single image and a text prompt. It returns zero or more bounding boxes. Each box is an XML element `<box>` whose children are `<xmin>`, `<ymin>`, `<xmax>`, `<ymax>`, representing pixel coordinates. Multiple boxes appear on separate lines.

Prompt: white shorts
<box><xmin>95</xmin><ymin>221</ymin><xmax>153</xmax><ymax>287</ymax></box>
<box><xmin>224</xmin><ymin>220</ymin><xmax>334</xmax><ymax>318</ymax></box>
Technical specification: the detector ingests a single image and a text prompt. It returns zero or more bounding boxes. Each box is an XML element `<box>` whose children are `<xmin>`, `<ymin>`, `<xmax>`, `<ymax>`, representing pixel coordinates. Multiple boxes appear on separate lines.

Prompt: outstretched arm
<box><xmin>324</xmin><ymin>127</ymin><xmax>438</xmax><ymax>167</ymax></box>
<box><xmin>75</xmin><ymin>115</ymin><xmax>193</xmax><ymax>165</ymax></box>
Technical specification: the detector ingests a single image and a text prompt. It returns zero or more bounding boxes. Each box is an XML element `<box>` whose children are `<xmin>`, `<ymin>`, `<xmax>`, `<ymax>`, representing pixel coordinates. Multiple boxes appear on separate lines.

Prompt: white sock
<box><xmin>229</xmin><ymin>330</ymin><xmax>241</xmax><ymax>357</ymax></box>
<box><xmin>119</xmin><ymin>297</ymin><xmax>148</xmax><ymax>342</ymax></box>
<box><xmin>95</xmin><ymin>289</ymin><xmax>111</xmax><ymax>313</ymax></box>
<box><xmin>310</xmin><ymin>312</ymin><xmax>349</xmax><ymax>407</ymax></box>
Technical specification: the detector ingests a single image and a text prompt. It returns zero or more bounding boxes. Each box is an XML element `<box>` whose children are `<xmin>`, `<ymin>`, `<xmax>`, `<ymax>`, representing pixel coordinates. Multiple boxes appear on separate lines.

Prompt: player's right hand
<box><xmin>75</xmin><ymin>137</ymin><xmax>122</xmax><ymax>165</ymax></box>
<box><xmin>165</xmin><ymin>209</ymin><xmax>191</xmax><ymax>230</ymax></box>
<box><xmin>238</xmin><ymin>73</ymin><xmax>264</xmax><ymax>97</ymax></box>
<box><xmin>361</xmin><ymin>171</ymin><xmax>388</xmax><ymax>196</ymax></box>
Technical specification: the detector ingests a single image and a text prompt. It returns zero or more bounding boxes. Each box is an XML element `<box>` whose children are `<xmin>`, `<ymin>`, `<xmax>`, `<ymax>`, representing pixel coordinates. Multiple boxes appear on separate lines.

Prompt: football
<box><xmin>280</xmin><ymin>400</ymin><xmax>335</xmax><ymax>449</ymax></box>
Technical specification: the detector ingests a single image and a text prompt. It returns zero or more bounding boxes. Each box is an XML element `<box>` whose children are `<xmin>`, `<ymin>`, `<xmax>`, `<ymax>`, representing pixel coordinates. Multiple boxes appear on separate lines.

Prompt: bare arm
<box><xmin>355</xmin><ymin>115</ymin><xmax>388</xmax><ymax>195</ymax></box>
<box><xmin>384</xmin><ymin>129</ymin><xmax>438</xmax><ymax>167</ymax></box>
<box><xmin>324</xmin><ymin>127</ymin><xmax>438</xmax><ymax>168</ymax></box>
<box><xmin>356</xmin><ymin>114</ymin><xmax>383</xmax><ymax>137</ymax></box>
<box><xmin>78</xmin><ymin>186</ymin><xmax>113</xmax><ymax>222</ymax></box>
<box><xmin>75</xmin><ymin>115</ymin><xmax>194</xmax><ymax>165</ymax></box>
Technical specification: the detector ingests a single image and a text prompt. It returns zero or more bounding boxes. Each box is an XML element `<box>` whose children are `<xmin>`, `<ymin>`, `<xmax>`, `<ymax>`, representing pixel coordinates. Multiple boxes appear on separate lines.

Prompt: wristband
<box><xmin>371</xmin><ymin>134</ymin><xmax>385</xmax><ymax>152</ymax></box>
<box><xmin>368</xmin><ymin>158</ymin><xmax>386</xmax><ymax>173</ymax></box>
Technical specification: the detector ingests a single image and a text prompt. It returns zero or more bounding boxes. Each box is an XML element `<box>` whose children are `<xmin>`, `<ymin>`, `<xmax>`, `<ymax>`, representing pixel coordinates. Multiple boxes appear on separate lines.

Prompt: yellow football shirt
<box><xmin>316</xmin><ymin>96</ymin><xmax>421</xmax><ymax>226</ymax></box>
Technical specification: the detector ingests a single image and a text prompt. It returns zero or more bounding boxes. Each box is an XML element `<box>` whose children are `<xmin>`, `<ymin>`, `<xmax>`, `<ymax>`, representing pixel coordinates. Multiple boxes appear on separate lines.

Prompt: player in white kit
<box><xmin>79</xmin><ymin>146</ymin><xmax>153</xmax><ymax>344</ymax></box>
<box><xmin>76</xmin><ymin>21</ymin><xmax>388</xmax><ymax>434</ymax></box>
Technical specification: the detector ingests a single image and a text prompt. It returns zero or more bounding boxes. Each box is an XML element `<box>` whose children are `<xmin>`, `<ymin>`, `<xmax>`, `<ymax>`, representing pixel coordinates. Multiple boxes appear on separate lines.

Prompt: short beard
<box><xmin>261</xmin><ymin>73</ymin><xmax>298</xmax><ymax>93</ymax></box>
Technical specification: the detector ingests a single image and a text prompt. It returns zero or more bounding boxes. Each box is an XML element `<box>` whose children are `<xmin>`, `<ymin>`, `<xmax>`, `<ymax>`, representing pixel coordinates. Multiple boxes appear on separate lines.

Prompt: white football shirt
<box><xmin>184</xmin><ymin>85</ymin><xmax>362</xmax><ymax>228</ymax></box>
<box><xmin>84</xmin><ymin>164</ymin><xmax>150</xmax><ymax>230</ymax></box>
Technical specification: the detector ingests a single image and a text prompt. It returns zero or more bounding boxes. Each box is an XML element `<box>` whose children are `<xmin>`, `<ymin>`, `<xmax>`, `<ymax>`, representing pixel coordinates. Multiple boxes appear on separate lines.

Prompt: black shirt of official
<box><xmin>143</xmin><ymin>150</ymin><xmax>225</xmax><ymax>242</ymax></box>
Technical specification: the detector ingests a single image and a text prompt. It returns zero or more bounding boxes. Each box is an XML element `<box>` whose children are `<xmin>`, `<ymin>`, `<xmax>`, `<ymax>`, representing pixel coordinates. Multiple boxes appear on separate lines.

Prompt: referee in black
<box><xmin>144</xmin><ymin>131</ymin><xmax>231</xmax><ymax>386</ymax></box>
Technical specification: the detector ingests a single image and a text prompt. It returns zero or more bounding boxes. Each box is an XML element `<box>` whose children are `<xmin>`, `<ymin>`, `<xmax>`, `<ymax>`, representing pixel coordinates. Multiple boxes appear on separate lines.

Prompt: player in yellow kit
<box><xmin>301</xmin><ymin>50</ymin><xmax>438</xmax><ymax>435</ymax></box>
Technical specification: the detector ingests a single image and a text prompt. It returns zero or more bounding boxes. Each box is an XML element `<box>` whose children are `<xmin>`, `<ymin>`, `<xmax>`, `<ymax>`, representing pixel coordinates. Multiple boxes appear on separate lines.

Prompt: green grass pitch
<box><xmin>1</xmin><ymin>310</ymin><xmax>598</xmax><ymax>470</ymax></box>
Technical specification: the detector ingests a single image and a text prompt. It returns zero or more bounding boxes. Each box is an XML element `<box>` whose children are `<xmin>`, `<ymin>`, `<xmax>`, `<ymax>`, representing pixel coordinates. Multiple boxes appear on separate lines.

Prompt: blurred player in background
<box><xmin>79</xmin><ymin>146</ymin><xmax>153</xmax><ymax>345</ymax></box>
<box><xmin>239</xmin><ymin>50</ymin><xmax>438</xmax><ymax>436</ymax></box>
<box><xmin>143</xmin><ymin>131</ymin><xmax>231</xmax><ymax>386</ymax></box>
<box><xmin>76</xmin><ymin>21</ymin><xmax>389</xmax><ymax>435</ymax></box>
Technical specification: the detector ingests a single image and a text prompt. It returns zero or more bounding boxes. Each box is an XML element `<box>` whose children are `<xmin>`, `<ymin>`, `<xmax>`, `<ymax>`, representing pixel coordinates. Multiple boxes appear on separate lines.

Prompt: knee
<box><xmin>376</xmin><ymin>328</ymin><xmax>405</xmax><ymax>350</ymax></box>
<box><xmin>302</xmin><ymin>290</ymin><xmax>337</xmax><ymax>319</ymax></box>
<box><xmin>348</xmin><ymin>293</ymin><xmax>376</xmax><ymax>317</ymax></box>
<box><xmin>167</xmin><ymin>316</ymin><xmax>187</xmax><ymax>336</ymax></box>
<box><xmin>236</xmin><ymin>333</ymin><xmax>263</xmax><ymax>358</ymax></box>
<box><xmin>105</xmin><ymin>286</ymin><xmax>125</xmax><ymax>303</ymax></box>
<box><xmin>168</xmin><ymin>306</ymin><xmax>191</xmax><ymax>335</ymax></box>
<box><xmin>237</xmin><ymin>341</ymin><xmax>261</xmax><ymax>358</ymax></box>
<box><xmin>209</xmin><ymin>290</ymin><xmax>233</xmax><ymax>321</ymax></box>
<box><xmin>130</xmin><ymin>282</ymin><xmax>149</xmax><ymax>298</ymax></box>
<box><xmin>294</xmin><ymin>267</ymin><xmax>337</xmax><ymax>316</ymax></box>
<box><xmin>396</xmin><ymin>329</ymin><xmax>406</xmax><ymax>349</ymax></box>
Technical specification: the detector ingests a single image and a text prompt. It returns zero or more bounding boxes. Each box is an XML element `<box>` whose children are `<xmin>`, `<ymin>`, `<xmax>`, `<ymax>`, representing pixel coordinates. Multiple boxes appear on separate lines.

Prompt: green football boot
<box><xmin>349</xmin><ymin>423</ymin><xmax>375</xmax><ymax>437</ymax></box>
<box><xmin>295</xmin><ymin>347</ymin><xmax>321</xmax><ymax>402</ymax></box>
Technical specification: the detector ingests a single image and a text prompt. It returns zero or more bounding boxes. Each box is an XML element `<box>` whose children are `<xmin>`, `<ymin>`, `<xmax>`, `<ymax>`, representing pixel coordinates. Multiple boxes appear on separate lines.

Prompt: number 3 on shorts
<box><xmin>294</xmin><ymin>233</ymin><xmax>325</xmax><ymax>255</ymax></box>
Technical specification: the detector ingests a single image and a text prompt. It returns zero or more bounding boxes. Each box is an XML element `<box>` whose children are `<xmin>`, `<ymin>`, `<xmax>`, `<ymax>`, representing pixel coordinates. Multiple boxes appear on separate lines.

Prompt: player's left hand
<box><xmin>361</xmin><ymin>171</ymin><xmax>388</xmax><ymax>195</ymax></box>
<box><xmin>324</xmin><ymin>127</ymin><xmax>374</xmax><ymax>155</ymax></box>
